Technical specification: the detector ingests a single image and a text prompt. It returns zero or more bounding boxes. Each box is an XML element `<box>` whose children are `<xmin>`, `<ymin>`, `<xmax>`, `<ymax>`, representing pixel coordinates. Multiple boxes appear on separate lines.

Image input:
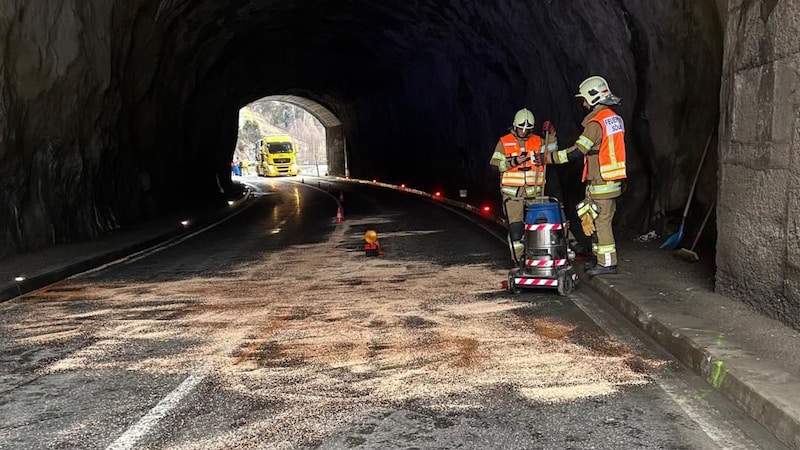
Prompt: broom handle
<box><xmin>690</xmin><ymin>200</ymin><xmax>716</xmax><ymax>251</ymax></box>
<box><xmin>682</xmin><ymin>132</ymin><xmax>713</xmax><ymax>219</ymax></box>
<box><xmin>541</xmin><ymin>130</ymin><xmax>550</xmax><ymax>197</ymax></box>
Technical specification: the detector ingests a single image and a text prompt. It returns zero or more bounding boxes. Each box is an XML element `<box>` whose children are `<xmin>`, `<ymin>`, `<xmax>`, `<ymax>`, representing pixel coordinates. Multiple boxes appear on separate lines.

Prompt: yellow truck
<box><xmin>256</xmin><ymin>135</ymin><xmax>300</xmax><ymax>177</ymax></box>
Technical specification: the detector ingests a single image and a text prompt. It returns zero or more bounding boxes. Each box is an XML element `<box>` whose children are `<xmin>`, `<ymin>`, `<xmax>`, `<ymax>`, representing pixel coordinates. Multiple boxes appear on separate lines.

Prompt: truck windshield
<box><xmin>268</xmin><ymin>143</ymin><xmax>293</xmax><ymax>154</ymax></box>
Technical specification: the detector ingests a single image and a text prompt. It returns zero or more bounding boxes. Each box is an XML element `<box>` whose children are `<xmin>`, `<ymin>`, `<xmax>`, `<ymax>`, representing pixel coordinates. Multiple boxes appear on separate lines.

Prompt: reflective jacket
<box><xmin>584</xmin><ymin>109</ymin><xmax>627</xmax><ymax>182</ymax></box>
<box><xmin>499</xmin><ymin>134</ymin><xmax>544</xmax><ymax>187</ymax></box>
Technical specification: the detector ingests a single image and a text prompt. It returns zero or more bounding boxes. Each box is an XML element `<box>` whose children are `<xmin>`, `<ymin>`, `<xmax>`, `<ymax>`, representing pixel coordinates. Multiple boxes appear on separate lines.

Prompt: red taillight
<box><xmin>434</xmin><ymin>192</ymin><xmax>442</xmax><ymax>198</ymax></box>
<box><xmin>482</xmin><ymin>206</ymin><xmax>491</xmax><ymax>214</ymax></box>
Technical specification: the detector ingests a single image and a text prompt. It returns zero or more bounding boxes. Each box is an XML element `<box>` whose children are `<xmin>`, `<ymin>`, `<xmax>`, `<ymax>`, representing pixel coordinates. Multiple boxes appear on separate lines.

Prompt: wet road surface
<box><xmin>0</xmin><ymin>178</ymin><xmax>786</xmax><ymax>449</ymax></box>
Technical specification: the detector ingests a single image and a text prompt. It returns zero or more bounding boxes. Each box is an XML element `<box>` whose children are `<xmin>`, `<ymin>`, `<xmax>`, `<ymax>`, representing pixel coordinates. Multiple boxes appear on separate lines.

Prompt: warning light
<box><xmin>364</xmin><ymin>230</ymin><xmax>382</xmax><ymax>257</ymax></box>
<box><xmin>434</xmin><ymin>191</ymin><xmax>442</xmax><ymax>199</ymax></box>
<box><xmin>372</xmin><ymin>179</ymin><xmax>378</xmax><ymax>183</ymax></box>
<box><xmin>400</xmin><ymin>184</ymin><xmax>406</xmax><ymax>190</ymax></box>
<box><xmin>482</xmin><ymin>206</ymin><xmax>492</xmax><ymax>214</ymax></box>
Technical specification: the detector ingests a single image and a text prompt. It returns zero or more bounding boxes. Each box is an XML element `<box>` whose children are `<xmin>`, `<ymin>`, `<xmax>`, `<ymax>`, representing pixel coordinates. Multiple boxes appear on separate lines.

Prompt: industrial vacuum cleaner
<box><xmin>506</xmin><ymin>197</ymin><xmax>578</xmax><ymax>296</ymax></box>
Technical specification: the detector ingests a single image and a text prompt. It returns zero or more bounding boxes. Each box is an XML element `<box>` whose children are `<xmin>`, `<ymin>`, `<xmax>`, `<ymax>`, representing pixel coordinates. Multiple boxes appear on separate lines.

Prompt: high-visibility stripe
<box><xmin>525</xmin><ymin>223</ymin><xmax>564</xmax><ymax>231</ymax></box>
<box><xmin>577</xmin><ymin>135</ymin><xmax>594</xmax><ymax>150</ymax></box>
<box><xmin>546</xmin><ymin>143</ymin><xmax>558</xmax><ymax>151</ymax></box>
<box><xmin>595</xmin><ymin>244</ymin><xmax>616</xmax><ymax>255</ymax></box>
<box><xmin>577</xmin><ymin>202</ymin><xmax>599</xmax><ymax>218</ymax></box>
<box><xmin>525</xmin><ymin>259</ymin><xmax>568</xmax><ymax>267</ymax></box>
<box><xmin>514</xmin><ymin>278</ymin><xmax>559</xmax><ymax>287</ymax></box>
<box><xmin>552</xmin><ymin>150</ymin><xmax>569</xmax><ymax>164</ymax></box>
<box><xmin>600</xmin><ymin>165</ymin><xmax>626</xmax><ymax>180</ymax></box>
<box><xmin>491</xmin><ymin>151</ymin><xmax>510</xmax><ymax>172</ymax></box>
<box><xmin>502</xmin><ymin>171</ymin><xmax>544</xmax><ymax>187</ymax></box>
<box><xmin>588</xmin><ymin>181</ymin><xmax>622</xmax><ymax>195</ymax></box>
<box><xmin>501</xmin><ymin>186</ymin><xmax>519</xmax><ymax>197</ymax></box>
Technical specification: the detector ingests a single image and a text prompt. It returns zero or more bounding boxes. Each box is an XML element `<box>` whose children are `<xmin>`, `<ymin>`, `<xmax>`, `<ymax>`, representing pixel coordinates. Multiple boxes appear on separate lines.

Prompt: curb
<box><xmin>578</xmin><ymin>270</ymin><xmax>800</xmax><ymax>450</ymax></box>
<box><xmin>0</xmin><ymin>229</ymin><xmax>186</xmax><ymax>304</ymax></box>
<box><xmin>0</xmin><ymin>188</ymin><xmax>253</xmax><ymax>304</ymax></box>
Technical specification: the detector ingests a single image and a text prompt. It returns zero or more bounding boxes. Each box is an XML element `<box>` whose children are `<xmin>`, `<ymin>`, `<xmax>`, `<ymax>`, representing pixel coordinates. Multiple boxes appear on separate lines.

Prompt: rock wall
<box><xmin>1</xmin><ymin>0</ymin><xmax>722</xmax><ymax>269</ymax></box>
<box><xmin>717</xmin><ymin>0</ymin><xmax>800</xmax><ymax>328</ymax></box>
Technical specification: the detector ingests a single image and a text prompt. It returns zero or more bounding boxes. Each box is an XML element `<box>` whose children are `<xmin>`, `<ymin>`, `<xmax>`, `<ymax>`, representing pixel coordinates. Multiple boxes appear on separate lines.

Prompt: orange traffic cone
<box><xmin>335</xmin><ymin>206</ymin><xmax>344</xmax><ymax>223</ymax></box>
<box><xmin>339</xmin><ymin>191</ymin><xmax>345</xmax><ymax>202</ymax></box>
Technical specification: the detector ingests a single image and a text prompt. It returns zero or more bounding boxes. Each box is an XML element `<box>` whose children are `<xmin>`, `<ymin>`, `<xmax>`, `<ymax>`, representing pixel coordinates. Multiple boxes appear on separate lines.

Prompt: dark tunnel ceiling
<box><xmin>0</xmin><ymin>0</ymin><xmax>724</xmax><ymax>255</ymax></box>
<box><xmin>165</xmin><ymin>0</ymin><xmax>721</xmax><ymax>230</ymax></box>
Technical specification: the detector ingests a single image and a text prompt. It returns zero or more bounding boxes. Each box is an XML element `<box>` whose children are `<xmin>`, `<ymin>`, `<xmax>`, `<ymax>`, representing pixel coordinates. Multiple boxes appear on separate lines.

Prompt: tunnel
<box><xmin>1</xmin><ymin>1</ymin><xmax>799</xmax><ymax>329</ymax></box>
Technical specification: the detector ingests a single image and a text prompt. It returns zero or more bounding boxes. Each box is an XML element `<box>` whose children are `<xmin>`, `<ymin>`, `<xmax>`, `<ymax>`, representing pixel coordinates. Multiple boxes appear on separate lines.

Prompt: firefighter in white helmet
<box><xmin>540</xmin><ymin>76</ymin><xmax>627</xmax><ymax>276</ymax></box>
<box><xmin>490</xmin><ymin>108</ymin><xmax>558</xmax><ymax>264</ymax></box>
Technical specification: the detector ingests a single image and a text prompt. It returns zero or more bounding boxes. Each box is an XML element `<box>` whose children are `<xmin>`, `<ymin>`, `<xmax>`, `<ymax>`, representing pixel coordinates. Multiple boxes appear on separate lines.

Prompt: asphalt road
<box><xmin>0</xmin><ymin>177</ymin><xmax>786</xmax><ymax>449</ymax></box>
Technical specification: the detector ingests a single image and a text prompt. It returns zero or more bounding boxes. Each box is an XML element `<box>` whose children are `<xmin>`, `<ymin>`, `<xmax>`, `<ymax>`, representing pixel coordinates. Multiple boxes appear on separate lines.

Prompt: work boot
<box><xmin>585</xmin><ymin>265</ymin><xmax>618</xmax><ymax>276</ymax></box>
<box><xmin>583</xmin><ymin>256</ymin><xmax>598</xmax><ymax>270</ymax></box>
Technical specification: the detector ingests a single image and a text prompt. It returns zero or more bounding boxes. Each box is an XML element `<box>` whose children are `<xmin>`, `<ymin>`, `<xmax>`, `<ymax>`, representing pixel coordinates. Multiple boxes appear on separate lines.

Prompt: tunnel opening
<box><xmin>234</xmin><ymin>98</ymin><xmax>331</xmax><ymax>178</ymax></box>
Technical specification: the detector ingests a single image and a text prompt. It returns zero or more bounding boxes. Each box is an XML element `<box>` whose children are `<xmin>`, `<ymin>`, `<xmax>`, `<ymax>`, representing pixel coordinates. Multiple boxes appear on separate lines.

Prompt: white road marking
<box><xmin>106</xmin><ymin>372</ymin><xmax>207</xmax><ymax>450</ymax></box>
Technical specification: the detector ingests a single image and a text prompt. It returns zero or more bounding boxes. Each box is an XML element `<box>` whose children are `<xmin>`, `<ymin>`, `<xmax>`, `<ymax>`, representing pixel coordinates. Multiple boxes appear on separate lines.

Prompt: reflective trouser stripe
<box><xmin>512</xmin><ymin>241</ymin><xmax>525</xmax><ymax>260</ymax></box>
<box><xmin>592</xmin><ymin>244</ymin><xmax>617</xmax><ymax>267</ymax></box>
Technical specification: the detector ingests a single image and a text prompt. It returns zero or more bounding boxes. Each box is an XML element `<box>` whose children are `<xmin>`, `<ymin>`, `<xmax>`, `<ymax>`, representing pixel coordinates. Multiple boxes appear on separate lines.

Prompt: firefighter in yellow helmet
<box><xmin>490</xmin><ymin>108</ymin><xmax>558</xmax><ymax>265</ymax></box>
<box><xmin>540</xmin><ymin>76</ymin><xmax>627</xmax><ymax>276</ymax></box>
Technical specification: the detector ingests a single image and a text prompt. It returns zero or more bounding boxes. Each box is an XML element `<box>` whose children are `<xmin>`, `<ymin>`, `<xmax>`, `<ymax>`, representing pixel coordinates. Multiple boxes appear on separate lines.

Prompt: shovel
<box><xmin>660</xmin><ymin>132</ymin><xmax>713</xmax><ymax>250</ymax></box>
<box><xmin>673</xmin><ymin>199</ymin><xmax>715</xmax><ymax>263</ymax></box>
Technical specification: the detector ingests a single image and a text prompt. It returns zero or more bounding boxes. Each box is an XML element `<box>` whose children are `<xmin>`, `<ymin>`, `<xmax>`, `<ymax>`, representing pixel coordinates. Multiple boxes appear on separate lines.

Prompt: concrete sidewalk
<box><xmin>0</xmin><ymin>187</ymin><xmax>798</xmax><ymax>448</ymax></box>
<box><xmin>0</xmin><ymin>194</ymin><xmax>251</xmax><ymax>304</ymax></box>
<box><xmin>578</xmin><ymin>235</ymin><xmax>800</xmax><ymax>449</ymax></box>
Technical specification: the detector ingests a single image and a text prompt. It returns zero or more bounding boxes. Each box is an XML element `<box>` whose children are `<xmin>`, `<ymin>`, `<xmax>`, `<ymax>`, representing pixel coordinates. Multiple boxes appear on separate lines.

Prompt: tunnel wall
<box><xmin>0</xmin><ymin>0</ymin><xmax>726</xmax><ymax>313</ymax></box>
<box><xmin>717</xmin><ymin>0</ymin><xmax>800</xmax><ymax>329</ymax></box>
<box><xmin>326</xmin><ymin>126</ymin><xmax>345</xmax><ymax>177</ymax></box>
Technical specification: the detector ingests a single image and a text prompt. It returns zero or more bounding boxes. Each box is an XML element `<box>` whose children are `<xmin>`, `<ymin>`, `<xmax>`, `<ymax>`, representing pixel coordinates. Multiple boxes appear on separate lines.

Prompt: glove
<box><xmin>542</xmin><ymin>120</ymin><xmax>556</xmax><ymax>135</ymax></box>
<box><xmin>580</xmin><ymin>213</ymin><xmax>596</xmax><ymax>236</ymax></box>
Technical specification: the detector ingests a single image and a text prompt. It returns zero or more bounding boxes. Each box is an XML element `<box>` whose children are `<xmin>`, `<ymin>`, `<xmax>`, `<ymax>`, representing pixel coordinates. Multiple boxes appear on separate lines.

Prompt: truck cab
<box><xmin>256</xmin><ymin>135</ymin><xmax>300</xmax><ymax>177</ymax></box>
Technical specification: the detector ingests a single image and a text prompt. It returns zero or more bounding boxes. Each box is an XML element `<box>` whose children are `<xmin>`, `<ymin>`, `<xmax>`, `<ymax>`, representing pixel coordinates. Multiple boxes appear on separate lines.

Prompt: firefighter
<box><xmin>540</xmin><ymin>76</ymin><xmax>627</xmax><ymax>276</ymax></box>
<box><xmin>490</xmin><ymin>108</ymin><xmax>557</xmax><ymax>264</ymax></box>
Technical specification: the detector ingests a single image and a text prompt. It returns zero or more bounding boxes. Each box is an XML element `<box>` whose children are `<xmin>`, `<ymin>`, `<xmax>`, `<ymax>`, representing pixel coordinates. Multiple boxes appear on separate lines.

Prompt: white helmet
<box><xmin>575</xmin><ymin>76</ymin><xmax>621</xmax><ymax>106</ymax></box>
<box><xmin>512</xmin><ymin>108</ymin><xmax>535</xmax><ymax>137</ymax></box>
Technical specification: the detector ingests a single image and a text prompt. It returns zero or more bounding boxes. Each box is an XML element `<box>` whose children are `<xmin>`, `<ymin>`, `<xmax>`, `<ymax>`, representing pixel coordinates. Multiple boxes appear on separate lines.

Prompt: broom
<box><xmin>673</xmin><ymin>199</ymin><xmax>715</xmax><ymax>263</ymax></box>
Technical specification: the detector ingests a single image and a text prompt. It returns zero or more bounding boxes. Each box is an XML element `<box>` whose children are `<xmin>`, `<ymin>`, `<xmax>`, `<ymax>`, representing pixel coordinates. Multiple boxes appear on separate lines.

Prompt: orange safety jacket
<box><xmin>500</xmin><ymin>134</ymin><xmax>545</xmax><ymax>187</ymax></box>
<box><xmin>582</xmin><ymin>109</ymin><xmax>627</xmax><ymax>182</ymax></box>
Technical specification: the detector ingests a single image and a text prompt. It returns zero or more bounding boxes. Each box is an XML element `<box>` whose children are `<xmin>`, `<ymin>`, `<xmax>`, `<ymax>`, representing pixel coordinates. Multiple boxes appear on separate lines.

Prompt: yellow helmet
<box><xmin>575</xmin><ymin>76</ymin><xmax>621</xmax><ymax>106</ymax></box>
<box><xmin>512</xmin><ymin>108</ymin><xmax>535</xmax><ymax>137</ymax></box>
